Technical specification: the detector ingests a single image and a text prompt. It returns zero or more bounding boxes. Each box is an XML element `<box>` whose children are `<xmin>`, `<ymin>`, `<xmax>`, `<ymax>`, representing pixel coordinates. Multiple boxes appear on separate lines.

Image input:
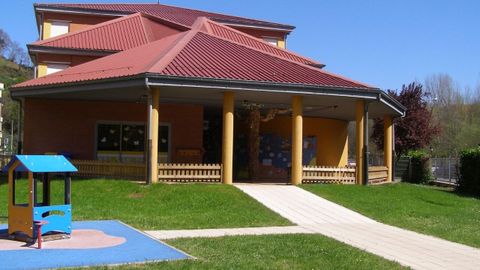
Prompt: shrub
<box><xmin>458</xmin><ymin>147</ymin><xmax>480</xmax><ymax>196</ymax></box>
<box><xmin>403</xmin><ymin>150</ymin><xmax>432</xmax><ymax>184</ymax></box>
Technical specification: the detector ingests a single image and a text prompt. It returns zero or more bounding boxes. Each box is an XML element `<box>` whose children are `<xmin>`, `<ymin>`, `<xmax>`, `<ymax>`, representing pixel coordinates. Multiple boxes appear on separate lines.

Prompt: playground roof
<box><xmin>3</xmin><ymin>155</ymin><xmax>78</xmax><ymax>173</ymax></box>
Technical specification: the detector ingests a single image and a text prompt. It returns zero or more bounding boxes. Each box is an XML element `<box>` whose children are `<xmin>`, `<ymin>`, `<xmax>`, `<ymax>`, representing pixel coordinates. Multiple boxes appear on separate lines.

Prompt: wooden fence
<box><xmin>72</xmin><ymin>160</ymin><xmax>146</xmax><ymax>180</ymax></box>
<box><xmin>302</xmin><ymin>165</ymin><xmax>356</xmax><ymax>184</ymax></box>
<box><xmin>54</xmin><ymin>160</ymin><xmax>224</xmax><ymax>182</ymax></box>
<box><xmin>1</xmin><ymin>155</ymin><xmax>387</xmax><ymax>185</ymax></box>
<box><xmin>368</xmin><ymin>166</ymin><xmax>389</xmax><ymax>184</ymax></box>
<box><xmin>158</xmin><ymin>163</ymin><xmax>222</xmax><ymax>183</ymax></box>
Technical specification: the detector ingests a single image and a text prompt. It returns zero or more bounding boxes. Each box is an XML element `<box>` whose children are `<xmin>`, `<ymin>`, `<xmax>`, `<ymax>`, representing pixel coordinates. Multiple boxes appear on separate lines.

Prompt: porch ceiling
<box><xmin>157</xmin><ymin>86</ymin><xmax>396</xmax><ymax>121</ymax></box>
<box><xmin>19</xmin><ymin>82</ymin><xmax>399</xmax><ymax>121</ymax></box>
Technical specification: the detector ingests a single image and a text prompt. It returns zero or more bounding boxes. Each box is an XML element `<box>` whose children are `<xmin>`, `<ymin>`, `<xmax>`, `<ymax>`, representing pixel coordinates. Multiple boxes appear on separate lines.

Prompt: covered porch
<box><xmin>13</xmin><ymin>74</ymin><xmax>404</xmax><ymax>185</ymax></box>
<box><xmin>150</xmin><ymin>80</ymin><xmax>401</xmax><ymax>185</ymax></box>
<box><xmin>11</xmin><ymin>17</ymin><xmax>405</xmax><ymax>184</ymax></box>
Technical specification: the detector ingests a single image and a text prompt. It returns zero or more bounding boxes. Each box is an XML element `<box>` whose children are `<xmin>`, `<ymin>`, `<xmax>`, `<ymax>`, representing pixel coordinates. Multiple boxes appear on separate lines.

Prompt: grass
<box><xmin>303</xmin><ymin>183</ymin><xmax>480</xmax><ymax>248</ymax></box>
<box><xmin>90</xmin><ymin>234</ymin><xmax>406</xmax><ymax>270</ymax></box>
<box><xmin>0</xmin><ymin>178</ymin><xmax>290</xmax><ymax>230</ymax></box>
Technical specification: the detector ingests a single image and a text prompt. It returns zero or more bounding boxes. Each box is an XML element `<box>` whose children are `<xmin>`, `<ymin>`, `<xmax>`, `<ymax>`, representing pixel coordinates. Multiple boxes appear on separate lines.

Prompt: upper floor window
<box><xmin>263</xmin><ymin>37</ymin><xmax>279</xmax><ymax>47</ymax></box>
<box><xmin>50</xmin><ymin>21</ymin><xmax>70</xmax><ymax>38</ymax></box>
<box><xmin>46</xmin><ymin>63</ymin><xmax>69</xmax><ymax>75</ymax></box>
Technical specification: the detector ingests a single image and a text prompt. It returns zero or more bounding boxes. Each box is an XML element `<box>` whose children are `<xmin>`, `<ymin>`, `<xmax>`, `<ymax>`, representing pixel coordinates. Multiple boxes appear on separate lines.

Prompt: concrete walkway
<box><xmin>235</xmin><ymin>184</ymin><xmax>480</xmax><ymax>270</ymax></box>
<box><xmin>146</xmin><ymin>226</ymin><xmax>313</xmax><ymax>240</ymax></box>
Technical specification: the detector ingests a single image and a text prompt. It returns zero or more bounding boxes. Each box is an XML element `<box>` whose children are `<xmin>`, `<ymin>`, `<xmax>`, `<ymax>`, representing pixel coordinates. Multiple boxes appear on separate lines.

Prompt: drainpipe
<box><xmin>392</xmin><ymin>122</ymin><xmax>396</xmax><ymax>181</ymax></box>
<box><xmin>363</xmin><ymin>102</ymin><xmax>369</xmax><ymax>185</ymax></box>
<box><xmin>145</xmin><ymin>77</ymin><xmax>153</xmax><ymax>185</ymax></box>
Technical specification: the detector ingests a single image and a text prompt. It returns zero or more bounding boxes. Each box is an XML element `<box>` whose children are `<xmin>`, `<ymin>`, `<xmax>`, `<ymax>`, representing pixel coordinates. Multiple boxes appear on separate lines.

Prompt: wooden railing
<box><xmin>72</xmin><ymin>160</ymin><xmax>145</xmax><ymax>180</ymax></box>
<box><xmin>368</xmin><ymin>166</ymin><xmax>389</xmax><ymax>184</ymax></box>
<box><xmin>302</xmin><ymin>165</ymin><xmax>356</xmax><ymax>184</ymax></box>
<box><xmin>158</xmin><ymin>163</ymin><xmax>222</xmax><ymax>183</ymax></box>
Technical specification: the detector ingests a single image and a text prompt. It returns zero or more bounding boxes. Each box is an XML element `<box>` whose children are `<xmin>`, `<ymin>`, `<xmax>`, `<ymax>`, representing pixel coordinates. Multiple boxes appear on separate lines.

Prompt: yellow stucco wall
<box><xmin>277</xmin><ymin>39</ymin><xmax>285</xmax><ymax>49</ymax></box>
<box><xmin>259</xmin><ymin>116</ymin><xmax>349</xmax><ymax>167</ymax></box>
<box><xmin>37</xmin><ymin>63</ymin><xmax>47</xmax><ymax>78</ymax></box>
<box><xmin>43</xmin><ymin>21</ymin><xmax>51</xmax><ymax>39</ymax></box>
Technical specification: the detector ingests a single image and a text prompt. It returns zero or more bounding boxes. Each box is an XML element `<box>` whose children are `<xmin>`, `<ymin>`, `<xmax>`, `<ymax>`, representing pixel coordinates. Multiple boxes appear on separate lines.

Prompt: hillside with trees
<box><xmin>0</xmin><ymin>28</ymin><xmax>33</xmax><ymax>152</ymax></box>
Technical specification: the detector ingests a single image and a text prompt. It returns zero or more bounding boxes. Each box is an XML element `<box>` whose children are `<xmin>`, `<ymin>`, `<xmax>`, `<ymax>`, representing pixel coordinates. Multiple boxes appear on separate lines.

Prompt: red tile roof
<box><xmin>17</xmin><ymin>32</ymin><xmax>187</xmax><ymax>88</ymax></box>
<box><xmin>201</xmin><ymin>19</ymin><xmax>321</xmax><ymax>66</ymax></box>
<box><xmin>31</xmin><ymin>13</ymin><xmax>322</xmax><ymax>67</ymax></box>
<box><xmin>35</xmin><ymin>3</ymin><xmax>294</xmax><ymax>31</ymax></box>
<box><xmin>14</xmin><ymin>18</ymin><xmax>371</xmax><ymax>90</ymax></box>
<box><xmin>157</xmin><ymin>32</ymin><xmax>364</xmax><ymax>88</ymax></box>
<box><xmin>31</xmin><ymin>13</ymin><xmax>184</xmax><ymax>52</ymax></box>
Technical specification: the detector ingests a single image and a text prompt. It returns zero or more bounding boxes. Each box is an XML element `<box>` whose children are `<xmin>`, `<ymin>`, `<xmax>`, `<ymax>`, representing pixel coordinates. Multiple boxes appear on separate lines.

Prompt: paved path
<box><xmin>235</xmin><ymin>184</ymin><xmax>480</xmax><ymax>270</ymax></box>
<box><xmin>146</xmin><ymin>226</ymin><xmax>313</xmax><ymax>240</ymax></box>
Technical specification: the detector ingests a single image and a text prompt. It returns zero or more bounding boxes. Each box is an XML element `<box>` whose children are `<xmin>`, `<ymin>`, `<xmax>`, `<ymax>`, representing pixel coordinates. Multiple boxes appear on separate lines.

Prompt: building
<box><xmin>11</xmin><ymin>3</ymin><xmax>405</xmax><ymax>184</ymax></box>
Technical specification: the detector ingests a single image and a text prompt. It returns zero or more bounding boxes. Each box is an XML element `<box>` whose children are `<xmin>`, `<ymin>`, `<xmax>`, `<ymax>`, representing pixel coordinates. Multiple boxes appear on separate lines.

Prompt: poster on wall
<box><xmin>234</xmin><ymin>133</ymin><xmax>317</xmax><ymax>180</ymax></box>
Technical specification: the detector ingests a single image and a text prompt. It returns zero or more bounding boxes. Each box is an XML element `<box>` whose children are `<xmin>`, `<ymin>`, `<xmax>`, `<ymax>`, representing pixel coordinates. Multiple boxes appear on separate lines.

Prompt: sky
<box><xmin>0</xmin><ymin>0</ymin><xmax>479</xmax><ymax>91</ymax></box>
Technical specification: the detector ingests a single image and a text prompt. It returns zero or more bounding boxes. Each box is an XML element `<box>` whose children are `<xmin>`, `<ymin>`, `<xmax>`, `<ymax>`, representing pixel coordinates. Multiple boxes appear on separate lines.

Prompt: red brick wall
<box><xmin>23</xmin><ymin>99</ymin><xmax>204</xmax><ymax>163</ymax></box>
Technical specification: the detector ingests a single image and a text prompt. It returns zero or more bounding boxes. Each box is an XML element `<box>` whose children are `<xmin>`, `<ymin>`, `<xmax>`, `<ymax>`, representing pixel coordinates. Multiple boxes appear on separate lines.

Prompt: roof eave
<box><xmin>146</xmin><ymin>75</ymin><xmax>405</xmax><ymax>117</ymax></box>
<box><xmin>214</xmin><ymin>20</ymin><xmax>295</xmax><ymax>33</ymax></box>
<box><xmin>10</xmin><ymin>74</ymin><xmax>147</xmax><ymax>97</ymax></box>
<box><xmin>146</xmin><ymin>73</ymin><xmax>406</xmax><ymax>117</ymax></box>
<box><xmin>34</xmin><ymin>4</ymin><xmax>129</xmax><ymax>17</ymax></box>
<box><xmin>33</xmin><ymin>4</ymin><xmax>295</xmax><ymax>33</ymax></box>
<box><xmin>28</xmin><ymin>44</ymin><xmax>118</xmax><ymax>57</ymax></box>
<box><xmin>11</xmin><ymin>73</ymin><xmax>405</xmax><ymax>117</ymax></box>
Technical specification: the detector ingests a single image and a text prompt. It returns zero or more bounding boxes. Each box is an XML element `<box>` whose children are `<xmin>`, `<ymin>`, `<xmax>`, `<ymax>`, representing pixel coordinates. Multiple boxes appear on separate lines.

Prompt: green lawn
<box><xmin>303</xmin><ymin>183</ymin><xmax>480</xmax><ymax>248</ymax></box>
<box><xmin>0</xmin><ymin>178</ymin><xmax>290</xmax><ymax>230</ymax></box>
<box><xmin>91</xmin><ymin>234</ymin><xmax>406</xmax><ymax>270</ymax></box>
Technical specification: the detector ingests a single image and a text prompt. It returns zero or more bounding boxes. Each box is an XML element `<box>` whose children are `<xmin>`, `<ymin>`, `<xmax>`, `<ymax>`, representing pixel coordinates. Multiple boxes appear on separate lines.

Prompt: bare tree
<box><xmin>7</xmin><ymin>41</ymin><xmax>22</xmax><ymax>63</ymax></box>
<box><xmin>18</xmin><ymin>49</ymin><xmax>32</xmax><ymax>67</ymax></box>
<box><xmin>425</xmin><ymin>74</ymin><xmax>480</xmax><ymax>156</ymax></box>
<box><xmin>0</xmin><ymin>28</ymin><xmax>11</xmax><ymax>55</ymax></box>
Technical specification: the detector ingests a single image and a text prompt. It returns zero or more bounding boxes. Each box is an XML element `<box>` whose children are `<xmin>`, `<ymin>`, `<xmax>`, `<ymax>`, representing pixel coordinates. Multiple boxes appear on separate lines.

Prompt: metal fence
<box><xmin>431</xmin><ymin>157</ymin><xmax>459</xmax><ymax>183</ymax></box>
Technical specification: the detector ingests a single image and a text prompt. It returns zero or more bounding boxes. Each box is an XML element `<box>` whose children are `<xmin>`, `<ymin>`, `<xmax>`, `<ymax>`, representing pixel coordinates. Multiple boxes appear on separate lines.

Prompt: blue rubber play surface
<box><xmin>0</xmin><ymin>220</ymin><xmax>190</xmax><ymax>269</ymax></box>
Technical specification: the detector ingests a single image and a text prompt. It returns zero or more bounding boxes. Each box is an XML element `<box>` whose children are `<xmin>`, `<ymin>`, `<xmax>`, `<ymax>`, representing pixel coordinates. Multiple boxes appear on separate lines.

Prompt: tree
<box><xmin>371</xmin><ymin>82</ymin><xmax>440</xmax><ymax>157</ymax></box>
<box><xmin>0</xmin><ymin>28</ymin><xmax>31</xmax><ymax>67</ymax></box>
<box><xmin>0</xmin><ymin>29</ymin><xmax>11</xmax><ymax>55</ymax></box>
<box><xmin>240</xmin><ymin>102</ymin><xmax>288</xmax><ymax>180</ymax></box>
<box><xmin>7</xmin><ymin>41</ymin><xmax>22</xmax><ymax>64</ymax></box>
<box><xmin>424</xmin><ymin>74</ymin><xmax>480</xmax><ymax>156</ymax></box>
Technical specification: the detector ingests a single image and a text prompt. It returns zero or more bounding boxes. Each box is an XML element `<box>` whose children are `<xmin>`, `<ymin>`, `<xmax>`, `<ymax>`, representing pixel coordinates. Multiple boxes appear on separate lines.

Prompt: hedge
<box><xmin>458</xmin><ymin>147</ymin><xmax>480</xmax><ymax>196</ymax></box>
<box><xmin>403</xmin><ymin>150</ymin><xmax>432</xmax><ymax>184</ymax></box>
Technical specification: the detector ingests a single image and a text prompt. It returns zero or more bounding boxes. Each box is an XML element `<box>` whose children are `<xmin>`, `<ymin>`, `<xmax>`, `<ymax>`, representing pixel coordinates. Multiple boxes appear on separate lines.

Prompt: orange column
<box><xmin>384</xmin><ymin>115</ymin><xmax>393</xmax><ymax>182</ymax></box>
<box><xmin>355</xmin><ymin>100</ymin><xmax>364</xmax><ymax>184</ymax></box>
<box><xmin>291</xmin><ymin>96</ymin><xmax>303</xmax><ymax>185</ymax></box>
<box><xmin>222</xmin><ymin>92</ymin><xmax>235</xmax><ymax>184</ymax></box>
<box><xmin>147</xmin><ymin>87</ymin><xmax>160</xmax><ymax>184</ymax></box>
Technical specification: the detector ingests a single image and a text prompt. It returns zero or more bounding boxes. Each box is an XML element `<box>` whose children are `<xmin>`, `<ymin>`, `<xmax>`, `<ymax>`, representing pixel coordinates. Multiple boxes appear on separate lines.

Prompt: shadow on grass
<box><xmin>434</xmin><ymin>185</ymin><xmax>480</xmax><ymax>200</ymax></box>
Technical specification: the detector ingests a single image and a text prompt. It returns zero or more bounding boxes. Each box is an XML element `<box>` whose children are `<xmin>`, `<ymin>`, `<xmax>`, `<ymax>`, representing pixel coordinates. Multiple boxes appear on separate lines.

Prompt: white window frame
<box><xmin>50</xmin><ymin>20</ymin><xmax>70</xmax><ymax>38</ymax></box>
<box><xmin>262</xmin><ymin>37</ymin><xmax>279</xmax><ymax>47</ymax></box>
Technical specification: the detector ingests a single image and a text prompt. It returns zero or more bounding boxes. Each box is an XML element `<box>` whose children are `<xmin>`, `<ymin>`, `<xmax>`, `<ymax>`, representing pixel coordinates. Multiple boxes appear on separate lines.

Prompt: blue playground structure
<box><xmin>3</xmin><ymin>155</ymin><xmax>77</xmax><ymax>243</ymax></box>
